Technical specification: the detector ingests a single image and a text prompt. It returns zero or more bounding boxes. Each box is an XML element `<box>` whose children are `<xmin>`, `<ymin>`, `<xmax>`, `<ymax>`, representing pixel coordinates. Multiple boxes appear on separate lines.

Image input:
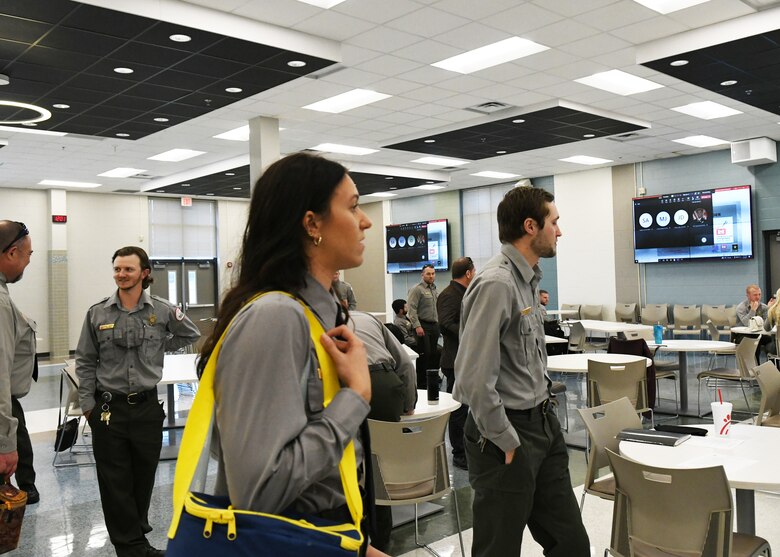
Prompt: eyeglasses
<box><xmin>1</xmin><ymin>222</ymin><xmax>29</xmax><ymax>253</ymax></box>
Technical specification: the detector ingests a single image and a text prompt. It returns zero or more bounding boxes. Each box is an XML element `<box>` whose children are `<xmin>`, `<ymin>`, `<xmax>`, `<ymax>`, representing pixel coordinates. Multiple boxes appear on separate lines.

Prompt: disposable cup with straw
<box><xmin>711</xmin><ymin>388</ymin><xmax>732</xmax><ymax>436</ymax></box>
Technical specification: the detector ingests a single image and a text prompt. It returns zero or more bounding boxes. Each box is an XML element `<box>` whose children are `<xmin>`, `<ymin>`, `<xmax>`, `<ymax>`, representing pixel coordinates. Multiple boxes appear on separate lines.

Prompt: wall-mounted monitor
<box><xmin>632</xmin><ymin>184</ymin><xmax>753</xmax><ymax>264</ymax></box>
<box><xmin>386</xmin><ymin>219</ymin><xmax>449</xmax><ymax>273</ymax></box>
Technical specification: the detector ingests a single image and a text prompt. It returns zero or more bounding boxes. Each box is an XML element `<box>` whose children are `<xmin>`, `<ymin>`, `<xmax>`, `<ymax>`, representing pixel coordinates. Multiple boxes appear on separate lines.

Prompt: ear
<box><xmin>141</xmin><ymin>268</ymin><xmax>151</xmax><ymax>280</ymax></box>
<box><xmin>523</xmin><ymin>217</ymin><xmax>537</xmax><ymax>235</ymax></box>
<box><xmin>301</xmin><ymin>210</ymin><xmax>322</xmax><ymax>239</ymax></box>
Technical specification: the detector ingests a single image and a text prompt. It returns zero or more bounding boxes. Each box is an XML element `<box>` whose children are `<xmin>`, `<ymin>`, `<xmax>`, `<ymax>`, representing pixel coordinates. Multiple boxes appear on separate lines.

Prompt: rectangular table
<box><xmin>159</xmin><ymin>353</ymin><xmax>199</xmax><ymax>460</ymax></box>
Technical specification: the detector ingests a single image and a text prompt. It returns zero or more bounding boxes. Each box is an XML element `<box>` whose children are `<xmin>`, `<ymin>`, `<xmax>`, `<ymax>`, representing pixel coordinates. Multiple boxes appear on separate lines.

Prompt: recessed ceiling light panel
<box><xmin>0</xmin><ymin>100</ymin><xmax>52</xmax><ymax>125</ymax></box>
<box><xmin>39</xmin><ymin>179</ymin><xmax>101</xmax><ymax>188</ymax></box>
<box><xmin>411</xmin><ymin>156</ymin><xmax>469</xmax><ymax>166</ymax></box>
<box><xmin>98</xmin><ymin>167</ymin><xmax>147</xmax><ymax>178</ymax></box>
<box><xmin>471</xmin><ymin>171</ymin><xmax>520</xmax><ymax>179</ymax></box>
<box><xmin>559</xmin><ymin>155</ymin><xmax>613</xmax><ymax>165</ymax></box>
<box><xmin>366</xmin><ymin>192</ymin><xmax>397</xmax><ymax>198</ymax></box>
<box><xmin>311</xmin><ymin>143</ymin><xmax>378</xmax><ymax>155</ymax></box>
<box><xmin>225</xmin><ymin>87</ymin><xmax>243</xmax><ymax>93</ymax></box>
<box><xmin>632</xmin><ymin>0</ymin><xmax>710</xmax><ymax>14</ymax></box>
<box><xmin>214</xmin><ymin>126</ymin><xmax>249</xmax><ymax>141</ymax></box>
<box><xmin>169</xmin><ymin>34</ymin><xmax>191</xmax><ymax>42</ymax></box>
<box><xmin>575</xmin><ymin>69</ymin><xmax>663</xmax><ymax>96</ymax></box>
<box><xmin>671</xmin><ymin>101</ymin><xmax>742</xmax><ymax>120</ymax></box>
<box><xmin>432</xmin><ymin>37</ymin><xmax>549</xmax><ymax>74</ymax></box>
<box><xmin>148</xmin><ymin>148</ymin><xmax>206</xmax><ymax>162</ymax></box>
<box><xmin>672</xmin><ymin>135</ymin><xmax>728</xmax><ymax>147</ymax></box>
<box><xmin>0</xmin><ymin>125</ymin><xmax>65</xmax><ymax>136</ymax></box>
<box><xmin>113</xmin><ymin>67</ymin><xmax>134</xmax><ymax>74</ymax></box>
<box><xmin>296</xmin><ymin>0</ymin><xmax>347</xmax><ymax>7</ymax></box>
<box><xmin>303</xmin><ymin>89</ymin><xmax>391</xmax><ymax>113</ymax></box>
<box><xmin>288</xmin><ymin>60</ymin><xmax>307</xmax><ymax>68</ymax></box>
<box><xmin>415</xmin><ymin>185</ymin><xmax>445</xmax><ymax>190</ymax></box>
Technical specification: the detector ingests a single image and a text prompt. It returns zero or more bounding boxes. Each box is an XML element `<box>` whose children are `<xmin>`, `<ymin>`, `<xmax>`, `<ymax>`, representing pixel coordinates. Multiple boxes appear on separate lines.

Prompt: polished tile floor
<box><xmin>14</xmin><ymin>350</ymin><xmax>776</xmax><ymax>557</ymax></box>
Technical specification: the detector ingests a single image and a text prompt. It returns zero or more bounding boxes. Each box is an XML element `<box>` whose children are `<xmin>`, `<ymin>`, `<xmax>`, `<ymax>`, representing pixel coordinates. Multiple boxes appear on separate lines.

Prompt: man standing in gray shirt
<box><xmin>453</xmin><ymin>187</ymin><xmax>589</xmax><ymax>556</ymax></box>
<box><xmin>406</xmin><ymin>264</ymin><xmax>439</xmax><ymax>388</ymax></box>
<box><xmin>76</xmin><ymin>246</ymin><xmax>200</xmax><ymax>557</ymax></box>
<box><xmin>332</xmin><ymin>271</ymin><xmax>357</xmax><ymax>311</ymax></box>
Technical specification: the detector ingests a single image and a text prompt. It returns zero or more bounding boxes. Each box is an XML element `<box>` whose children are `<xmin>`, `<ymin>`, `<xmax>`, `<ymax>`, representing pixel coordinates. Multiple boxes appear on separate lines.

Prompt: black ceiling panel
<box><xmin>148</xmin><ymin>166</ymin><xmax>448</xmax><ymax>199</ymax></box>
<box><xmin>385</xmin><ymin>105</ymin><xmax>646</xmax><ymax>160</ymax></box>
<box><xmin>642</xmin><ymin>30</ymin><xmax>780</xmax><ymax>117</ymax></box>
<box><xmin>0</xmin><ymin>0</ymin><xmax>337</xmax><ymax>139</ymax></box>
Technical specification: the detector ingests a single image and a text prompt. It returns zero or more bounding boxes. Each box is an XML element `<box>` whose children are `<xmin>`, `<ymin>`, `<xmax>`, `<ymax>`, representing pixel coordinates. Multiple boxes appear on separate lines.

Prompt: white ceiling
<box><xmin>1</xmin><ymin>0</ymin><xmax>778</xmax><ymax>200</ymax></box>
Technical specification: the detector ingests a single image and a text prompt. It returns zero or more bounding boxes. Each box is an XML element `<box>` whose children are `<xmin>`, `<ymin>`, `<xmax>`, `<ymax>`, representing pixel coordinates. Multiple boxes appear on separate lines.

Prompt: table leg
<box><xmin>166</xmin><ymin>384</ymin><xmax>176</xmax><ymax>427</ymax></box>
<box><xmin>735</xmin><ymin>489</ymin><xmax>755</xmax><ymax>535</ymax></box>
<box><xmin>678</xmin><ymin>352</ymin><xmax>688</xmax><ymax>412</ymax></box>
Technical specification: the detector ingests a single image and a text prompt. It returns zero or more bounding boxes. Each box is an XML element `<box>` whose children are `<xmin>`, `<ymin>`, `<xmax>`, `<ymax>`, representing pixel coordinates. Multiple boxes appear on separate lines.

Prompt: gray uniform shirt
<box><xmin>75</xmin><ymin>289</ymin><xmax>201</xmax><ymax>413</ymax></box>
<box><xmin>350</xmin><ymin>311</ymin><xmax>416</xmax><ymax>414</ymax></box>
<box><xmin>213</xmin><ymin>276</ymin><xmax>370</xmax><ymax>515</ymax></box>
<box><xmin>0</xmin><ymin>272</ymin><xmax>36</xmax><ymax>452</ymax></box>
<box><xmin>736</xmin><ymin>299</ymin><xmax>768</xmax><ymax>327</ymax></box>
<box><xmin>393</xmin><ymin>314</ymin><xmax>417</xmax><ymax>347</ymax></box>
<box><xmin>453</xmin><ymin>244</ymin><xmax>550</xmax><ymax>453</ymax></box>
<box><xmin>407</xmin><ymin>281</ymin><xmax>438</xmax><ymax>328</ymax></box>
<box><xmin>332</xmin><ymin>279</ymin><xmax>357</xmax><ymax>311</ymax></box>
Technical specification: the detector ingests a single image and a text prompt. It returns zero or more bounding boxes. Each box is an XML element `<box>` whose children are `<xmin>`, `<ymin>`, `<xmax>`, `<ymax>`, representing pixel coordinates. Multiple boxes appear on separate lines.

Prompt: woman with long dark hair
<box><xmin>198</xmin><ymin>152</ymin><xmax>387</xmax><ymax>556</ymax></box>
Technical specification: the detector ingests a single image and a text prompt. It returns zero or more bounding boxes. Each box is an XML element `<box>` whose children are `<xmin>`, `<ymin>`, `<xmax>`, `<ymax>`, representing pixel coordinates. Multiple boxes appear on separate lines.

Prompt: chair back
<box><xmin>577</xmin><ymin>398</ymin><xmax>640</xmax><ymax>497</ymax></box>
<box><xmin>606</xmin><ymin>449</ymin><xmax>732</xmax><ymax>557</ymax></box>
<box><xmin>755</xmin><ymin>361</ymin><xmax>780</xmax><ymax>425</ymax></box>
<box><xmin>62</xmin><ymin>363</ymin><xmax>82</xmax><ymax>417</ymax></box>
<box><xmin>368</xmin><ymin>414</ymin><xmax>450</xmax><ymax>505</ymax></box>
<box><xmin>580</xmin><ymin>304</ymin><xmax>603</xmax><ymax>320</ymax></box>
<box><xmin>672</xmin><ymin>304</ymin><xmax>701</xmax><ymax>330</ymax></box>
<box><xmin>640</xmin><ymin>304</ymin><xmax>668</xmax><ymax>326</ymax></box>
<box><xmin>622</xmin><ymin>329</ymin><xmax>654</xmax><ymax>343</ymax></box>
<box><xmin>702</xmin><ymin>304</ymin><xmax>727</xmax><ymax>327</ymax></box>
<box><xmin>735</xmin><ymin>336</ymin><xmax>760</xmax><ymax>379</ymax></box>
<box><xmin>587</xmin><ymin>358</ymin><xmax>649</xmax><ymax>412</ymax></box>
<box><xmin>706</xmin><ymin>319</ymin><xmax>723</xmax><ymax>341</ymax></box>
<box><xmin>567</xmin><ymin>321</ymin><xmax>586</xmax><ymax>353</ymax></box>
<box><xmin>561</xmin><ymin>303</ymin><xmax>581</xmax><ymax>320</ymax></box>
<box><xmin>614</xmin><ymin>303</ymin><xmax>637</xmax><ymax>323</ymax></box>
<box><xmin>724</xmin><ymin>305</ymin><xmax>738</xmax><ymax>327</ymax></box>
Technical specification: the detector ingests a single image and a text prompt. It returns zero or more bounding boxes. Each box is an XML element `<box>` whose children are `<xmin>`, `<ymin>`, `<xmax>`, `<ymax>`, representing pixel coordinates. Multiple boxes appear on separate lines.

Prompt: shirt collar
<box><xmin>501</xmin><ymin>243</ymin><xmax>543</xmax><ymax>286</ymax></box>
<box><xmin>105</xmin><ymin>288</ymin><xmax>153</xmax><ymax>312</ymax></box>
<box><xmin>419</xmin><ymin>280</ymin><xmax>436</xmax><ymax>290</ymax></box>
<box><xmin>300</xmin><ymin>273</ymin><xmax>338</xmax><ymax>328</ymax></box>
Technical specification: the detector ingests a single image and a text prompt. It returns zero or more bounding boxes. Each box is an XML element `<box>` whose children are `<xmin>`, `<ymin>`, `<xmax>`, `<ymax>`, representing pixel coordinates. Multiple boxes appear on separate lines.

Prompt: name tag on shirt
<box><xmin>520</xmin><ymin>306</ymin><xmax>533</xmax><ymax>316</ymax></box>
<box><xmin>99</xmin><ymin>323</ymin><xmax>115</xmax><ymax>330</ymax></box>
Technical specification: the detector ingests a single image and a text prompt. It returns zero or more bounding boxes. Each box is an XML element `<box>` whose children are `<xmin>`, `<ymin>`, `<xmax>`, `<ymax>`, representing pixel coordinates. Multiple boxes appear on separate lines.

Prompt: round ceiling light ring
<box><xmin>0</xmin><ymin>100</ymin><xmax>52</xmax><ymax>125</ymax></box>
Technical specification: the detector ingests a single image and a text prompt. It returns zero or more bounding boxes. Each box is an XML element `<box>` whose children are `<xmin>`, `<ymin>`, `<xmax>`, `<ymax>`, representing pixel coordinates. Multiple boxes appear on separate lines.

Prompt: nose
<box><xmin>361</xmin><ymin>211</ymin><xmax>372</xmax><ymax>230</ymax></box>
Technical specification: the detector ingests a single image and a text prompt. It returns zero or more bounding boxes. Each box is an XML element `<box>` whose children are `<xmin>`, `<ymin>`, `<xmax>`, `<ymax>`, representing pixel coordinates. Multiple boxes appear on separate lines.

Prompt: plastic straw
<box><xmin>718</xmin><ymin>388</ymin><xmax>723</xmax><ymax>405</ymax></box>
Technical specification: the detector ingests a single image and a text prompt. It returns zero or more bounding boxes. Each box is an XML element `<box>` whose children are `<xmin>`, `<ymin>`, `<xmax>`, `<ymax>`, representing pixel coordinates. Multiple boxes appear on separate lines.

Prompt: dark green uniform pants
<box><xmin>11</xmin><ymin>397</ymin><xmax>35</xmax><ymax>490</ymax></box>
<box><xmin>464</xmin><ymin>404</ymin><xmax>589</xmax><ymax>557</ymax></box>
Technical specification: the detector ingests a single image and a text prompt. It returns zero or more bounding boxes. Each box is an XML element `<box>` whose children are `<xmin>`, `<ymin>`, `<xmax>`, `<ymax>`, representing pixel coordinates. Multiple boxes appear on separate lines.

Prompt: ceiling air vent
<box><xmin>128</xmin><ymin>173</ymin><xmax>155</xmax><ymax>179</ymax></box>
<box><xmin>607</xmin><ymin>132</ymin><xmax>646</xmax><ymax>143</ymax></box>
<box><xmin>465</xmin><ymin>101</ymin><xmax>512</xmax><ymax>115</ymax></box>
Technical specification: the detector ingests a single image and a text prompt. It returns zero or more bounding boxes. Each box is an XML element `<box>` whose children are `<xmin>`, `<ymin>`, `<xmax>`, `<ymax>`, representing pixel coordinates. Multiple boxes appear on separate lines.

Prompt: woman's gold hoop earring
<box><xmin>313</xmin><ymin>236</ymin><xmax>322</xmax><ymax>247</ymax></box>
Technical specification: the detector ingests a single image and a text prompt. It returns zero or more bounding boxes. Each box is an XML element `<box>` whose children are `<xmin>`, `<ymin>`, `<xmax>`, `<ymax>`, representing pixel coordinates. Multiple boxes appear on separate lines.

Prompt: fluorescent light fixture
<box><xmin>575</xmin><ymin>69</ymin><xmax>663</xmax><ymax>96</ymax></box>
<box><xmin>148</xmin><ymin>149</ymin><xmax>206</xmax><ymax>162</ymax></box>
<box><xmin>415</xmin><ymin>184</ymin><xmax>446</xmax><ymax>190</ymax></box>
<box><xmin>366</xmin><ymin>192</ymin><xmax>397</xmax><ymax>198</ymax></box>
<box><xmin>671</xmin><ymin>101</ymin><xmax>742</xmax><ymax>120</ymax></box>
<box><xmin>213</xmin><ymin>125</ymin><xmax>249</xmax><ymax>141</ymax></box>
<box><xmin>0</xmin><ymin>125</ymin><xmax>66</xmax><ymax>136</ymax></box>
<box><xmin>311</xmin><ymin>143</ymin><xmax>378</xmax><ymax>156</ymax></box>
<box><xmin>304</xmin><ymin>89</ymin><xmax>391</xmax><ymax>113</ymax></box>
<box><xmin>296</xmin><ymin>0</ymin><xmax>347</xmax><ymax>7</ymax></box>
<box><xmin>632</xmin><ymin>0</ymin><xmax>710</xmax><ymax>14</ymax></box>
<box><xmin>559</xmin><ymin>155</ymin><xmax>613</xmax><ymax>165</ymax></box>
<box><xmin>411</xmin><ymin>156</ymin><xmax>469</xmax><ymax>167</ymax></box>
<box><xmin>432</xmin><ymin>37</ymin><xmax>549</xmax><ymax>74</ymax></box>
<box><xmin>39</xmin><ymin>179</ymin><xmax>101</xmax><ymax>188</ymax></box>
<box><xmin>471</xmin><ymin>171</ymin><xmax>520</xmax><ymax>179</ymax></box>
<box><xmin>98</xmin><ymin>167</ymin><xmax>147</xmax><ymax>178</ymax></box>
<box><xmin>672</xmin><ymin>135</ymin><xmax>728</xmax><ymax>148</ymax></box>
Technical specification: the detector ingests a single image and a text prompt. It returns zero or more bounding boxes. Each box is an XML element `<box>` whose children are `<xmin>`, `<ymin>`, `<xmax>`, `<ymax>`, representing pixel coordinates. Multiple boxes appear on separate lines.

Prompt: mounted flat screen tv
<box><xmin>632</xmin><ymin>184</ymin><xmax>753</xmax><ymax>264</ymax></box>
<box><xmin>386</xmin><ymin>219</ymin><xmax>449</xmax><ymax>273</ymax></box>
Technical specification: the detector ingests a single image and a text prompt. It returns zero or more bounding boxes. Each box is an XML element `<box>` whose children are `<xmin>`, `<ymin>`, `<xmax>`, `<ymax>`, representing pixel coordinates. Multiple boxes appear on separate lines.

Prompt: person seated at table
<box><xmin>736</xmin><ymin>284</ymin><xmax>773</xmax><ymax>358</ymax></box>
<box><xmin>763</xmin><ymin>288</ymin><xmax>780</xmax><ymax>356</ymax></box>
<box><xmin>350</xmin><ymin>310</ymin><xmax>416</xmax><ymax>552</ymax></box>
<box><xmin>391</xmin><ymin>299</ymin><xmax>417</xmax><ymax>348</ymax></box>
<box><xmin>540</xmin><ymin>289</ymin><xmax>567</xmax><ymax>355</ymax></box>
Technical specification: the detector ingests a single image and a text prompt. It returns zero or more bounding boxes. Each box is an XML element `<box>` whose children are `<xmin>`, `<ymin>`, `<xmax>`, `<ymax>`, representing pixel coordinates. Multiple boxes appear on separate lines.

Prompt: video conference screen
<box><xmin>386</xmin><ymin>219</ymin><xmax>449</xmax><ymax>273</ymax></box>
<box><xmin>633</xmin><ymin>184</ymin><xmax>753</xmax><ymax>263</ymax></box>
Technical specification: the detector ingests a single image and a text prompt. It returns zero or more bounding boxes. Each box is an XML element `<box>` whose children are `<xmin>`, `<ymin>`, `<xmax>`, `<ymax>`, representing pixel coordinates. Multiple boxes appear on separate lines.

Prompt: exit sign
<box><xmin>52</xmin><ymin>215</ymin><xmax>67</xmax><ymax>223</ymax></box>
<box><xmin>181</xmin><ymin>197</ymin><xmax>192</xmax><ymax>207</ymax></box>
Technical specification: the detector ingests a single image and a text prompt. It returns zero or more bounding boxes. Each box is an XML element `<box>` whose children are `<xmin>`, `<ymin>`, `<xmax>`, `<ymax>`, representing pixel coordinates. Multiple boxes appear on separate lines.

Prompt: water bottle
<box><xmin>426</xmin><ymin>369</ymin><xmax>440</xmax><ymax>404</ymax></box>
<box><xmin>653</xmin><ymin>322</ymin><xmax>663</xmax><ymax>344</ymax></box>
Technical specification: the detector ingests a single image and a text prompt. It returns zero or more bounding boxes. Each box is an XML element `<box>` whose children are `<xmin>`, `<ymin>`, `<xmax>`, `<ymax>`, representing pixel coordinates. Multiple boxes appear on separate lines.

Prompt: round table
<box><xmin>546</xmin><ymin>353</ymin><xmax>651</xmax><ymax>373</ymax></box>
<box><xmin>547</xmin><ymin>309</ymin><xmax>579</xmax><ymax>316</ymax></box>
<box><xmin>401</xmin><ymin>390</ymin><xmax>461</xmax><ymax>421</ymax></box>
<box><xmin>647</xmin><ymin>339</ymin><xmax>736</xmax><ymax>417</ymax></box>
<box><xmin>620</xmin><ymin>423</ymin><xmax>780</xmax><ymax>536</ymax></box>
<box><xmin>730</xmin><ymin>325</ymin><xmax>775</xmax><ymax>336</ymax></box>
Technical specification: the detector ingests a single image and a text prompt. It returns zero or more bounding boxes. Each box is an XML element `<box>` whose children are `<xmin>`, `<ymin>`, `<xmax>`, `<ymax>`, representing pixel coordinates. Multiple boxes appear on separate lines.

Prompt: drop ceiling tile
<box><xmin>333</xmin><ymin>0</ymin><xmax>422</xmax><ymax>25</ymax></box>
<box><xmin>347</xmin><ymin>25</ymin><xmax>423</xmax><ymax>52</ymax></box>
<box><xmin>481</xmin><ymin>3</ymin><xmax>564</xmax><ymax>36</ymax></box>
<box><xmin>293</xmin><ymin>10</ymin><xmax>377</xmax><ymax>42</ymax></box>
<box><xmin>386</xmin><ymin>7</ymin><xmax>471</xmax><ymax>38</ymax></box>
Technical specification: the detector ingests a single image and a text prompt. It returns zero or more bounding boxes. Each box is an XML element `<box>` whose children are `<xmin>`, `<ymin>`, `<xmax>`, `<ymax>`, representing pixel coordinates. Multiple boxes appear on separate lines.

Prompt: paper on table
<box><xmin>687</xmin><ymin>436</ymin><xmax>744</xmax><ymax>449</ymax></box>
<box><xmin>678</xmin><ymin>454</ymin><xmax>758</xmax><ymax>475</ymax></box>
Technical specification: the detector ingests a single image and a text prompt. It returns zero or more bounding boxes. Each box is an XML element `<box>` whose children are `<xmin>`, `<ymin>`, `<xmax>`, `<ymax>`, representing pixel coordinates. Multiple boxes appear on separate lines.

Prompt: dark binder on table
<box><xmin>617</xmin><ymin>428</ymin><xmax>691</xmax><ymax>447</ymax></box>
<box><xmin>654</xmin><ymin>424</ymin><xmax>708</xmax><ymax>437</ymax></box>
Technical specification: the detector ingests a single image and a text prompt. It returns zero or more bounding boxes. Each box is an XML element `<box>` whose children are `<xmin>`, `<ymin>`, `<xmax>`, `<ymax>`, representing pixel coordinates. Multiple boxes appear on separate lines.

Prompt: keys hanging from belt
<box><xmin>100</xmin><ymin>391</ymin><xmax>112</xmax><ymax>426</ymax></box>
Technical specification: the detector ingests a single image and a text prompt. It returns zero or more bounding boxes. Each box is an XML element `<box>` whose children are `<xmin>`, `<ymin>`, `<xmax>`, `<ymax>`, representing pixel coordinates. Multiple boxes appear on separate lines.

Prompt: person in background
<box><xmin>406</xmin><ymin>264</ymin><xmax>439</xmax><ymax>388</ymax></box>
<box><xmin>196</xmin><ymin>153</ymin><xmax>389</xmax><ymax>557</ymax></box>
<box><xmin>736</xmin><ymin>284</ymin><xmax>773</xmax><ymax>358</ymax></box>
<box><xmin>538</xmin><ymin>289</ymin><xmax>553</xmax><ymax>321</ymax></box>
<box><xmin>763</xmin><ymin>288</ymin><xmax>780</xmax><ymax>355</ymax></box>
<box><xmin>0</xmin><ymin>221</ymin><xmax>38</xmax><ymax>505</ymax></box>
<box><xmin>76</xmin><ymin>246</ymin><xmax>200</xmax><ymax>557</ymax></box>
<box><xmin>391</xmin><ymin>299</ymin><xmax>417</xmax><ymax>348</ymax></box>
<box><xmin>349</xmin><ymin>310</ymin><xmax>416</xmax><ymax>552</ymax></box>
<box><xmin>453</xmin><ymin>187</ymin><xmax>589</xmax><ymax>556</ymax></box>
<box><xmin>332</xmin><ymin>271</ymin><xmax>357</xmax><ymax>311</ymax></box>
<box><xmin>436</xmin><ymin>256</ymin><xmax>475</xmax><ymax>471</ymax></box>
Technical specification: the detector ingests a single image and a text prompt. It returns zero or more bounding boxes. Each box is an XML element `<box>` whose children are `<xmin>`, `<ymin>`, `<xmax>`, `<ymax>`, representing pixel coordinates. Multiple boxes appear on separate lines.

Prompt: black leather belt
<box><xmin>368</xmin><ymin>362</ymin><xmax>393</xmax><ymax>372</ymax></box>
<box><xmin>96</xmin><ymin>388</ymin><xmax>156</xmax><ymax>405</ymax></box>
<box><xmin>505</xmin><ymin>399</ymin><xmax>551</xmax><ymax>416</ymax></box>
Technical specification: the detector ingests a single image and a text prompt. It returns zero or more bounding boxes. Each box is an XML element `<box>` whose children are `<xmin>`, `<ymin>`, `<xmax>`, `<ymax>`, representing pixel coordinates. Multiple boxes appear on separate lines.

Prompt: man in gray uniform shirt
<box><xmin>0</xmin><ymin>221</ymin><xmax>38</xmax><ymax>504</ymax></box>
<box><xmin>453</xmin><ymin>187</ymin><xmax>589</xmax><ymax>556</ymax></box>
<box><xmin>332</xmin><ymin>271</ymin><xmax>357</xmax><ymax>310</ymax></box>
<box><xmin>406</xmin><ymin>264</ymin><xmax>439</xmax><ymax>388</ymax></box>
<box><xmin>76</xmin><ymin>246</ymin><xmax>200</xmax><ymax>557</ymax></box>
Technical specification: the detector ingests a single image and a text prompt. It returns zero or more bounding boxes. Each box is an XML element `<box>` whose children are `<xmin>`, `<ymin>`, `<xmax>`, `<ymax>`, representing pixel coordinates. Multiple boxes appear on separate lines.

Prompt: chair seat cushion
<box><xmin>655</xmin><ymin>361</ymin><xmax>679</xmax><ymax>372</ymax></box>
<box><xmin>697</xmin><ymin>368</ymin><xmax>741</xmax><ymax>380</ymax></box>
<box><xmin>386</xmin><ymin>479</ymin><xmax>434</xmax><ymax>500</ymax></box>
<box><xmin>629</xmin><ymin>537</ymin><xmax>699</xmax><ymax>557</ymax></box>
<box><xmin>760</xmin><ymin>414</ymin><xmax>780</xmax><ymax>427</ymax></box>
<box><xmin>587</xmin><ymin>476</ymin><xmax>615</xmax><ymax>498</ymax></box>
<box><xmin>655</xmin><ymin>370</ymin><xmax>676</xmax><ymax>380</ymax></box>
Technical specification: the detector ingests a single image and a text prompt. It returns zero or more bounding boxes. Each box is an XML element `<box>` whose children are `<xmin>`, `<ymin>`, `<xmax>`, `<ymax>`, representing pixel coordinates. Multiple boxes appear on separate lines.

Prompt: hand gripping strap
<box><xmin>168</xmin><ymin>291</ymin><xmax>363</xmax><ymax>545</ymax></box>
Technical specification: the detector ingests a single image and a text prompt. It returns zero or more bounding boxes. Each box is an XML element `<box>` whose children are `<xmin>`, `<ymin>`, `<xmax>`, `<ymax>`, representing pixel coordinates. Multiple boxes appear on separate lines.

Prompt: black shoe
<box><xmin>21</xmin><ymin>486</ymin><xmax>39</xmax><ymax>505</ymax></box>
<box><xmin>145</xmin><ymin>548</ymin><xmax>165</xmax><ymax>557</ymax></box>
<box><xmin>452</xmin><ymin>455</ymin><xmax>468</xmax><ymax>470</ymax></box>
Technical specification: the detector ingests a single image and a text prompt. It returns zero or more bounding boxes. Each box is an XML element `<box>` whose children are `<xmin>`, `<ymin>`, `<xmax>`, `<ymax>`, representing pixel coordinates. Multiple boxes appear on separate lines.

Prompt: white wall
<box><xmin>0</xmin><ymin>188</ymin><xmax>50</xmax><ymax>352</ymax></box>
<box><xmin>555</xmin><ymin>167</ymin><xmax>617</xmax><ymax>311</ymax></box>
<box><xmin>216</xmin><ymin>199</ymin><xmax>249</xmax><ymax>297</ymax></box>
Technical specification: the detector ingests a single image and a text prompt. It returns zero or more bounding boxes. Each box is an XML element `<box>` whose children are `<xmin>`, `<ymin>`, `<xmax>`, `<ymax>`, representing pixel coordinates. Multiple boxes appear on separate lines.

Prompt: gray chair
<box><xmin>605</xmin><ymin>449</ymin><xmax>771</xmax><ymax>557</ymax></box>
<box><xmin>587</xmin><ymin>358</ymin><xmax>653</xmax><ymax>426</ymax></box>
<box><xmin>53</xmin><ymin>363</ymin><xmax>94</xmax><ymax>468</ymax></box>
<box><xmin>580</xmin><ymin>304</ymin><xmax>603</xmax><ymax>320</ymax></box>
<box><xmin>703</xmin><ymin>304</ymin><xmax>728</xmax><ymax>327</ymax></box>
<box><xmin>576</xmin><ymin>397</ymin><xmax>640</xmax><ymax>512</ymax></box>
<box><xmin>725</xmin><ymin>305</ymin><xmax>739</xmax><ymax>327</ymax></box>
<box><xmin>671</xmin><ymin>304</ymin><xmax>702</xmax><ymax>338</ymax></box>
<box><xmin>697</xmin><ymin>336</ymin><xmax>760</xmax><ymax>415</ymax></box>
<box><xmin>568</xmin><ymin>321</ymin><xmax>607</xmax><ymax>353</ymax></box>
<box><xmin>369</xmin><ymin>415</ymin><xmax>465</xmax><ymax>557</ymax></box>
<box><xmin>561</xmin><ymin>303</ymin><xmax>581</xmax><ymax>320</ymax></box>
<box><xmin>622</xmin><ymin>330</ymin><xmax>679</xmax><ymax>414</ymax></box>
<box><xmin>706</xmin><ymin>319</ymin><xmax>737</xmax><ymax>369</ymax></box>
<box><xmin>640</xmin><ymin>303</ymin><xmax>669</xmax><ymax>327</ymax></box>
<box><xmin>614</xmin><ymin>303</ymin><xmax>637</xmax><ymax>323</ymax></box>
<box><xmin>755</xmin><ymin>361</ymin><xmax>780</xmax><ymax>427</ymax></box>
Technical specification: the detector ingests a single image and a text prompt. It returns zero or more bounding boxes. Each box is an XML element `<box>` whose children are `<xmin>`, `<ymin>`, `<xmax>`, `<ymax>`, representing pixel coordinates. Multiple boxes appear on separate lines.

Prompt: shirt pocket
<box><xmin>305</xmin><ymin>364</ymin><xmax>325</xmax><ymax>416</ymax></box>
<box><xmin>518</xmin><ymin>314</ymin><xmax>535</xmax><ymax>364</ymax></box>
<box><xmin>97</xmin><ymin>328</ymin><xmax>115</xmax><ymax>361</ymax></box>
<box><xmin>141</xmin><ymin>325</ymin><xmax>165</xmax><ymax>363</ymax></box>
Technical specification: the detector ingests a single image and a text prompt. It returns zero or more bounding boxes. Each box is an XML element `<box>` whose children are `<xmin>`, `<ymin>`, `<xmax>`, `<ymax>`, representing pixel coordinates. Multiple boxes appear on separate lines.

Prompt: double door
<box><xmin>149</xmin><ymin>258</ymin><xmax>218</xmax><ymax>351</ymax></box>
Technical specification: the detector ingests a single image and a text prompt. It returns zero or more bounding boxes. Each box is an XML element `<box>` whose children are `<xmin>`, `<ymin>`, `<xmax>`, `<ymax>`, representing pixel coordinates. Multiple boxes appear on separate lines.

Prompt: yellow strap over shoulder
<box><xmin>168</xmin><ymin>291</ymin><xmax>363</xmax><ymax>542</ymax></box>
